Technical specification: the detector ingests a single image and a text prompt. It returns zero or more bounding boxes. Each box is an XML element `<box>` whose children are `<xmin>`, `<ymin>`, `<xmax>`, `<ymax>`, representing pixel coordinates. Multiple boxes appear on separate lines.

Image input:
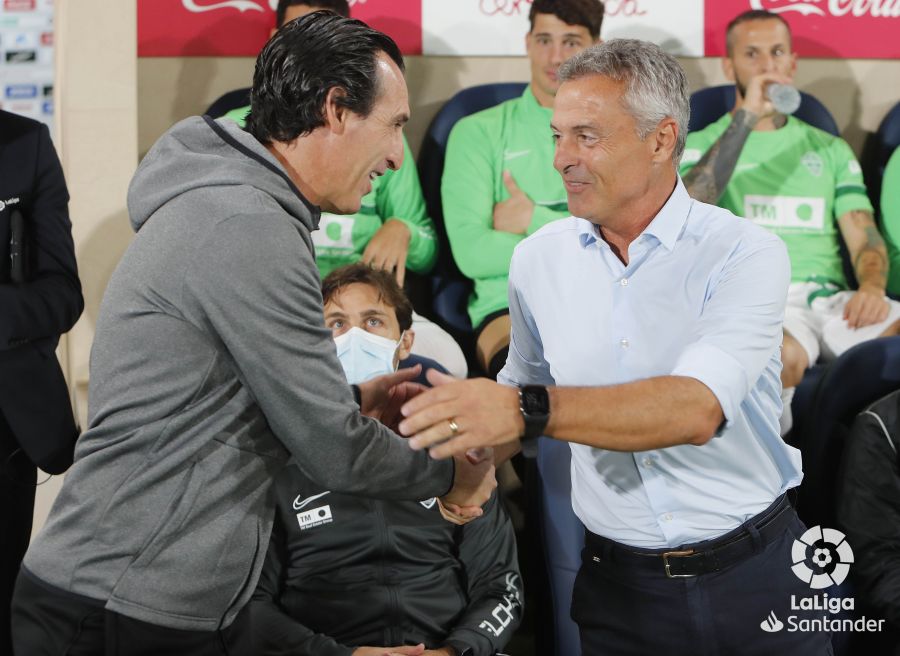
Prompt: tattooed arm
<box><xmin>683</xmin><ymin>109</ymin><xmax>760</xmax><ymax>203</ymax></box>
<box><xmin>837</xmin><ymin>209</ymin><xmax>890</xmax><ymax>328</ymax></box>
<box><xmin>683</xmin><ymin>70</ymin><xmax>793</xmax><ymax>203</ymax></box>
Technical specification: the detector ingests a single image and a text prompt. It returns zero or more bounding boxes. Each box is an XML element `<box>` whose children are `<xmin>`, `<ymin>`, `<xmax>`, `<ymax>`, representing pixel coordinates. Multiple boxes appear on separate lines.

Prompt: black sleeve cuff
<box><xmin>445</xmin><ymin>639</ymin><xmax>473</xmax><ymax>656</ymax></box>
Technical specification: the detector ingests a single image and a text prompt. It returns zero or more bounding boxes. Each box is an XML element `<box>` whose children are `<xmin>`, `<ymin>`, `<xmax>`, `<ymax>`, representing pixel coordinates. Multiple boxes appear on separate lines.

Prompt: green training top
<box><xmin>441</xmin><ymin>86</ymin><xmax>569</xmax><ymax>328</ymax></box>
<box><xmin>882</xmin><ymin>147</ymin><xmax>900</xmax><ymax>297</ymax></box>
<box><xmin>680</xmin><ymin>114</ymin><xmax>872</xmax><ymax>289</ymax></box>
<box><xmin>224</xmin><ymin>106</ymin><xmax>437</xmax><ymax>279</ymax></box>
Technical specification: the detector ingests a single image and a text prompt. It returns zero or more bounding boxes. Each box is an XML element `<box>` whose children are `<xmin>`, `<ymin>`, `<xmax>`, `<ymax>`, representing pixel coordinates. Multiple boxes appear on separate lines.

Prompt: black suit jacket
<box><xmin>0</xmin><ymin>110</ymin><xmax>83</xmax><ymax>474</ymax></box>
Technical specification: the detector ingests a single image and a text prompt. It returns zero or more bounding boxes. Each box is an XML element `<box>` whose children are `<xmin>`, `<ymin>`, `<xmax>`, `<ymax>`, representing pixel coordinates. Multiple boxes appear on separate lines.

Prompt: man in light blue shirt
<box><xmin>400</xmin><ymin>39</ymin><xmax>832</xmax><ymax>655</ymax></box>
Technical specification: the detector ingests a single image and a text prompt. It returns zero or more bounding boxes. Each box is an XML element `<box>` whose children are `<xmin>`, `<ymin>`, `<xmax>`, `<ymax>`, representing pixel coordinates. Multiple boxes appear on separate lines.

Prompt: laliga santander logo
<box><xmin>749</xmin><ymin>0</ymin><xmax>900</xmax><ymax>17</ymax></box>
<box><xmin>791</xmin><ymin>525</ymin><xmax>854</xmax><ymax>589</ymax></box>
<box><xmin>182</xmin><ymin>0</ymin><xmax>367</xmax><ymax>12</ymax></box>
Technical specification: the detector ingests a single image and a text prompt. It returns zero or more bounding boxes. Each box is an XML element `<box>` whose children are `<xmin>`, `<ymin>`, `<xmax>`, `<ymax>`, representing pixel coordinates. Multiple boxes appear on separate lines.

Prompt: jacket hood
<box><xmin>127</xmin><ymin>116</ymin><xmax>319</xmax><ymax>233</ymax></box>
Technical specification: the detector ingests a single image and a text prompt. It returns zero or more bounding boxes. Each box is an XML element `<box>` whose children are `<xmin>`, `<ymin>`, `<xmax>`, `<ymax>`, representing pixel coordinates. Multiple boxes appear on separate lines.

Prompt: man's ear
<box><xmin>651</xmin><ymin>118</ymin><xmax>678</xmax><ymax>163</ymax></box>
<box><xmin>397</xmin><ymin>328</ymin><xmax>415</xmax><ymax>361</ymax></box>
<box><xmin>322</xmin><ymin>86</ymin><xmax>349</xmax><ymax>135</ymax></box>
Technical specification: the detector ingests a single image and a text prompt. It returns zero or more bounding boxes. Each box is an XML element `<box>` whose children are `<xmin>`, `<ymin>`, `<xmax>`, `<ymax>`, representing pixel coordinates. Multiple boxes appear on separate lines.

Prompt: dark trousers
<box><xmin>572</xmin><ymin>497</ymin><xmax>834</xmax><ymax>656</ymax></box>
<box><xmin>1</xmin><ymin>415</ymin><xmax>36</xmax><ymax>656</ymax></box>
<box><xmin>11</xmin><ymin>569</ymin><xmax>251</xmax><ymax>656</ymax></box>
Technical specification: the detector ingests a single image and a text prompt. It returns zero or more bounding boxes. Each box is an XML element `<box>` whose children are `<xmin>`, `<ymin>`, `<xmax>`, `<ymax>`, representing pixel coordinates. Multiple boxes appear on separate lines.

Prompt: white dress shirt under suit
<box><xmin>498</xmin><ymin>178</ymin><xmax>803</xmax><ymax>549</ymax></box>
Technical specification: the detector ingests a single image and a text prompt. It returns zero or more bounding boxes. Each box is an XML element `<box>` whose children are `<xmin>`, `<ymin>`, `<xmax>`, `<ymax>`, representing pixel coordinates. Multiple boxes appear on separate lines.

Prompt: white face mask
<box><xmin>333</xmin><ymin>326</ymin><xmax>403</xmax><ymax>385</ymax></box>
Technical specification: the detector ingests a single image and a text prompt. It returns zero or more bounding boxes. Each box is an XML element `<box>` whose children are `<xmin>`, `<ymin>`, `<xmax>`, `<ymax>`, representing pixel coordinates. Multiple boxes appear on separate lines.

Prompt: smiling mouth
<box><xmin>564</xmin><ymin>180</ymin><xmax>590</xmax><ymax>192</ymax></box>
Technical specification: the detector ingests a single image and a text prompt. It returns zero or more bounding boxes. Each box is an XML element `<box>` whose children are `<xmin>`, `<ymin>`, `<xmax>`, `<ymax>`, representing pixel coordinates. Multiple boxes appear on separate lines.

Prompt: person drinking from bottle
<box><xmin>680</xmin><ymin>9</ymin><xmax>900</xmax><ymax>436</ymax></box>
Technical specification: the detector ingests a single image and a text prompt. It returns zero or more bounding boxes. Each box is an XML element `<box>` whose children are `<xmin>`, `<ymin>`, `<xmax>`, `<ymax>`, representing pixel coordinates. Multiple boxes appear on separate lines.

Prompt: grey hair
<box><xmin>558</xmin><ymin>38</ymin><xmax>690</xmax><ymax>163</ymax></box>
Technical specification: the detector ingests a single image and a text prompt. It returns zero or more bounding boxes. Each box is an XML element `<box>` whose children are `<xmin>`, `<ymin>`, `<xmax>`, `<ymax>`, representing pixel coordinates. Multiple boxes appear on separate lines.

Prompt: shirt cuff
<box><xmin>671</xmin><ymin>341</ymin><xmax>748</xmax><ymax>428</ymax></box>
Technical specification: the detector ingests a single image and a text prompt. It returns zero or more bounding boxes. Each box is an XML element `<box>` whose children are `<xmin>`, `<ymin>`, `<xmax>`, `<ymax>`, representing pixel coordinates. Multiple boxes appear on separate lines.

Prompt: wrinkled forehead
<box><xmin>371</xmin><ymin>54</ymin><xmax>410</xmax><ymax>115</ymax></box>
<box><xmin>553</xmin><ymin>74</ymin><xmax>628</xmax><ymax>123</ymax></box>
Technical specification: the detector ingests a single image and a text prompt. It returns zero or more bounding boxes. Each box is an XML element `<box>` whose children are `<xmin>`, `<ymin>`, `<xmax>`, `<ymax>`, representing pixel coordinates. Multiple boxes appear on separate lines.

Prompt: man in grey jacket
<box><xmin>11</xmin><ymin>13</ymin><xmax>495</xmax><ymax>656</ymax></box>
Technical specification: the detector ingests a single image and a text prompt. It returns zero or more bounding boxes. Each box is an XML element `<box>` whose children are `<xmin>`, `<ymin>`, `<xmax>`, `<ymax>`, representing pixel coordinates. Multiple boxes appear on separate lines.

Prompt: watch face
<box><xmin>522</xmin><ymin>386</ymin><xmax>550</xmax><ymax>416</ymax></box>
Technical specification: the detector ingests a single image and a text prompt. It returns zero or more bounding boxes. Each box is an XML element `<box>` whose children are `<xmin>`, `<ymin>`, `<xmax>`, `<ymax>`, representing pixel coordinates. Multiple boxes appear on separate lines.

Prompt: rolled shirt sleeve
<box><xmin>671</xmin><ymin>233</ymin><xmax>791</xmax><ymax>426</ymax></box>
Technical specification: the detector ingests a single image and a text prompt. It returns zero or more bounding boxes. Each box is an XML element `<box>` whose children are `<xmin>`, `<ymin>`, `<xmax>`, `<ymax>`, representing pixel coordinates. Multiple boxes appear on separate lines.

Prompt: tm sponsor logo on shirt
<box><xmin>296</xmin><ymin>505</ymin><xmax>333</xmax><ymax>531</ymax></box>
<box><xmin>743</xmin><ymin>195</ymin><xmax>825</xmax><ymax>231</ymax></box>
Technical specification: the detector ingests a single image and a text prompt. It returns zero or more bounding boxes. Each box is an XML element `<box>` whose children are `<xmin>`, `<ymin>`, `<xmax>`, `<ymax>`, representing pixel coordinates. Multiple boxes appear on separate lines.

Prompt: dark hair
<box><xmin>725</xmin><ymin>10</ymin><xmax>792</xmax><ymax>56</ymax></box>
<box><xmin>276</xmin><ymin>0</ymin><xmax>350</xmax><ymax>27</ymax></box>
<box><xmin>246</xmin><ymin>11</ymin><xmax>404</xmax><ymax>145</ymax></box>
<box><xmin>322</xmin><ymin>263</ymin><xmax>413</xmax><ymax>332</ymax></box>
<box><xmin>529</xmin><ymin>0</ymin><xmax>605</xmax><ymax>40</ymax></box>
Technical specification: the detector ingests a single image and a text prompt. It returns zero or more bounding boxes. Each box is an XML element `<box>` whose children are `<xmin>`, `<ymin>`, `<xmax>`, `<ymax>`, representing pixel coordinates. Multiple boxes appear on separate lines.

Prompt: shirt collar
<box><xmin>643</xmin><ymin>177</ymin><xmax>690</xmax><ymax>251</ymax></box>
<box><xmin>523</xmin><ymin>85</ymin><xmax>553</xmax><ymax>118</ymax></box>
<box><xmin>575</xmin><ymin>176</ymin><xmax>691</xmax><ymax>252</ymax></box>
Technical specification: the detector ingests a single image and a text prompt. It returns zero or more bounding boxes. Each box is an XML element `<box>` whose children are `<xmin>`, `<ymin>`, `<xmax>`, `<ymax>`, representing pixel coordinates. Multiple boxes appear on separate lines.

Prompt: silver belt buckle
<box><xmin>662</xmin><ymin>549</ymin><xmax>696</xmax><ymax>578</ymax></box>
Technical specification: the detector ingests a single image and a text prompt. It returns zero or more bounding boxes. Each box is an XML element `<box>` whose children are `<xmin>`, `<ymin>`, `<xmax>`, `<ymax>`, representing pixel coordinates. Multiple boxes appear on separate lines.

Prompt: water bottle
<box><xmin>767</xmin><ymin>83</ymin><xmax>801</xmax><ymax>115</ymax></box>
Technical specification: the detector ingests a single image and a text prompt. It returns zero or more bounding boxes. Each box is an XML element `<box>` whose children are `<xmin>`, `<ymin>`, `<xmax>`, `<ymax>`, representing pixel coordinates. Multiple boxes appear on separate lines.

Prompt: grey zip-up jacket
<box><xmin>23</xmin><ymin>116</ymin><xmax>453</xmax><ymax>632</ymax></box>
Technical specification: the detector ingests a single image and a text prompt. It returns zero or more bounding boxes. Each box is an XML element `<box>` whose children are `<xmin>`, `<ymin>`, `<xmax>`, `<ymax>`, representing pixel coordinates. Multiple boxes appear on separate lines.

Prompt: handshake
<box><xmin>357</xmin><ymin>366</ymin><xmax>527</xmax><ymax>525</ymax></box>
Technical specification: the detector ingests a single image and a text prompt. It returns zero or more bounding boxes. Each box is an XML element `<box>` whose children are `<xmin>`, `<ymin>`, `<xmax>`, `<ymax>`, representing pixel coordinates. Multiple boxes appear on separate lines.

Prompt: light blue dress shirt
<box><xmin>498</xmin><ymin>178</ymin><xmax>803</xmax><ymax>548</ymax></box>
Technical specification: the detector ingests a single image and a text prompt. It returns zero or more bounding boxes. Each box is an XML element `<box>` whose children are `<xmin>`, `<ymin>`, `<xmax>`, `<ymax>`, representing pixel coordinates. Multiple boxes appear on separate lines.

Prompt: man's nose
<box><xmin>387</xmin><ymin>132</ymin><xmax>404</xmax><ymax>171</ymax></box>
<box><xmin>553</xmin><ymin>136</ymin><xmax>575</xmax><ymax>173</ymax></box>
<box><xmin>760</xmin><ymin>53</ymin><xmax>776</xmax><ymax>73</ymax></box>
<box><xmin>551</xmin><ymin>42</ymin><xmax>566</xmax><ymax>66</ymax></box>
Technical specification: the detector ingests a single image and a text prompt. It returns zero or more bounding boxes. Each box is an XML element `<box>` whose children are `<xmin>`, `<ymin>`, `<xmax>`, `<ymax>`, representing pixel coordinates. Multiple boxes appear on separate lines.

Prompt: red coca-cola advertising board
<box><xmin>705</xmin><ymin>0</ymin><xmax>900</xmax><ymax>59</ymax></box>
<box><xmin>138</xmin><ymin>0</ymin><xmax>421</xmax><ymax>57</ymax></box>
<box><xmin>137</xmin><ymin>0</ymin><xmax>900</xmax><ymax>58</ymax></box>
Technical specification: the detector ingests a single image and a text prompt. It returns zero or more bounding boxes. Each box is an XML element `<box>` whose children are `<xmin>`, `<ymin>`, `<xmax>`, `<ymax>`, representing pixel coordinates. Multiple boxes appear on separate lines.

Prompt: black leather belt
<box><xmin>585</xmin><ymin>494</ymin><xmax>795</xmax><ymax>578</ymax></box>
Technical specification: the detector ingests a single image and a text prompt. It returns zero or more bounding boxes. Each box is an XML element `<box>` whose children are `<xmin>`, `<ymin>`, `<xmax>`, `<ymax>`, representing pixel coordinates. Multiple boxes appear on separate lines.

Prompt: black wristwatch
<box><xmin>519</xmin><ymin>385</ymin><xmax>550</xmax><ymax>442</ymax></box>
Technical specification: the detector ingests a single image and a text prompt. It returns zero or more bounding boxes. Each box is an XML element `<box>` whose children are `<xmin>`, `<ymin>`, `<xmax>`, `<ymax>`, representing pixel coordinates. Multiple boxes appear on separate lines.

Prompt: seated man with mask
<box><xmin>248</xmin><ymin>263</ymin><xmax>522</xmax><ymax>656</ymax></box>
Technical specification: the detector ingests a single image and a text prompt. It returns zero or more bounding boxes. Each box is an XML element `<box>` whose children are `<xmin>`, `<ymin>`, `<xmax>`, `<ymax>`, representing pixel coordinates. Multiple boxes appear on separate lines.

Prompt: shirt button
<box><xmin>642</xmin><ymin>456</ymin><xmax>652</xmax><ymax>467</ymax></box>
<box><xmin>664</xmin><ymin>513</ymin><xmax>674</xmax><ymax>522</ymax></box>
<box><xmin>620</xmin><ymin>278</ymin><xmax>628</xmax><ymax>286</ymax></box>
<box><xmin>620</xmin><ymin>338</ymin><xmax>629</xmax><ymax>349</ymax></box>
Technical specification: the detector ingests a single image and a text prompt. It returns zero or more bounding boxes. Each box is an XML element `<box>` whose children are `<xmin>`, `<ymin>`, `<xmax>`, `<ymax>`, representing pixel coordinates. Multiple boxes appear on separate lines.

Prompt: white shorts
<box><xmin>409</xmin><ymin>311</ymin><xmax>468</xmax><ymax>379</ymax></box>
<box><xmin>784</xmin><ymin>282</ymin><xmax>900</xmax><ymax>364</ymax></box>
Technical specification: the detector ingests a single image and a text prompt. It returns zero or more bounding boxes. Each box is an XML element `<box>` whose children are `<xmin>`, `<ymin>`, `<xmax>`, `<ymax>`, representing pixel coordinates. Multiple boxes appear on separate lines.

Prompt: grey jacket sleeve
<box><xmin>445</xmin><ymin>493</ymin><xmax>523</xmax><ymax>656</ymax></box>
<box><xmin>249</xmin><ymin>517</ymin><xmax>353</xmax><ymax>656</ymax></box>
<box><xmin>183</xmin><ymin>212</ymin><xmax>453</xmax><ymax>501</ymax></box>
